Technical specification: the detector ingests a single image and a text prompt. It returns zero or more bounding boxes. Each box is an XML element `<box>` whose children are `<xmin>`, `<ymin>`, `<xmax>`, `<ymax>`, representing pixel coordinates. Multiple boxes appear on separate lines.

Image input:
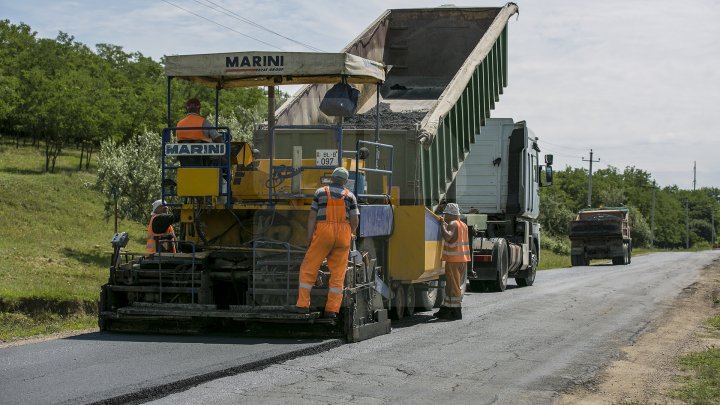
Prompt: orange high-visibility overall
<box><xmin>441</xmin><ymin>220</ymin><xmax>470</xmax><ymax>308</ymax></box>
<box><xmin>296</xmin><ymin>187</ymin><xmax>352</xmax><ymax>313</ymax></box>
<box><xmin>176</xmin><ymin>114</ymin><xmax>211</xmax><ymax>142</ymax></box>
<box><xmin>146</xmin><ymin>215</ymin><xmax>176</xmax><ymax>253</ymax></box>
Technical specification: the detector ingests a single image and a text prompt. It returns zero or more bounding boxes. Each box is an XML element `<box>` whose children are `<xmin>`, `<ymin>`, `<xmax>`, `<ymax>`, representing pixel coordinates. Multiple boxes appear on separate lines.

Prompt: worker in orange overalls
<box><xmin>176</xmin><ymin>98</ymin><xmax>223</xmax><ymax>167</ymax></box>
<box><xmin>146</xmin><ymin>200</ymin><xmax>177</xmax><ymax>254</ymax></box>
<box><xmin>435</xmin><ymin>203</ymin><xmax>470</xmax><ymax>320</ymax></box>
<box><xmin>293</xmin><ymin>167</ymin><xmax>359</xmax><ymax>319</ymax></box>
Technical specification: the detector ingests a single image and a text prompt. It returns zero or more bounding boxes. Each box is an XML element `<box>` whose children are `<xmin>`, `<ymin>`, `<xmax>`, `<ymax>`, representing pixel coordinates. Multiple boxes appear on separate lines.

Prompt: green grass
<box><xmin>0</xmin><ymin>139</ymin><xmax>146</xmax><ymax>339</ymax></box>
<box><xmin>0</xmin><ymin>312</ymin><xmax>97</xmax><ymax>341</ymax></box>
<box><xmin>671</xmin><ymin>314</ymin><xmax>720</xmax><ymax>404</ymax></box>
<box><xmin>538</xmin><ymin>250</ymin><xmax>570</xmax><ymax>270</ymax></box>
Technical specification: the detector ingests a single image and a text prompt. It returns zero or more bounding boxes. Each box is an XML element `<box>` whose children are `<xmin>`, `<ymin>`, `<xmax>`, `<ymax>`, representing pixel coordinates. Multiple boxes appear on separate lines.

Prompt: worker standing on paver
<box><xmin>435</xmin><ymin>203</ymin><xmax>470</xmax><ymax>320</ymax></box>
<box><xmin>146</xmin><ymin>200</ymin><xmax>177</xmax><ymax>253</ymax></box>
<box><xmin>293</xmin><ymin>167</ymin><xmax>359</xmax><ymax>318</ymax></box>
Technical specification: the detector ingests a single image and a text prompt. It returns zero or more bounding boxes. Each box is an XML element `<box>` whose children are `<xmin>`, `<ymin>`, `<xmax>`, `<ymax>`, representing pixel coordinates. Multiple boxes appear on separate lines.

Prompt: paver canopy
<box><xmin>164</xmin><ymin>52</ymin><xmax>386</xmax><ymax>88</ymax></box>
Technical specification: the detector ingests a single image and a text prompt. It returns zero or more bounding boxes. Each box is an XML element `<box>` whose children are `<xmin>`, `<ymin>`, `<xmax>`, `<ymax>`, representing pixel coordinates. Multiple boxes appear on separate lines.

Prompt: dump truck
<box><xmin>569</xmin><ymin>207</ymin><xmax>632</xmax><ymax>266</ymax></box>
<box><xmin>451</xmin><ymin>118</ymin><xmax>553</xmax><ymax>292</ymax></box>
<box><xmin>99</xmin><ymin>4</ymin><xmax>520</xmax><ymax>341</ymax></box>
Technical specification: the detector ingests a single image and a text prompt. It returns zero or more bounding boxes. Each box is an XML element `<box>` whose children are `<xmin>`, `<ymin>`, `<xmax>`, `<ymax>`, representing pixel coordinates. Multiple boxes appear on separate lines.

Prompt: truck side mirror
<box><xmin>545</xmin><ymin>154</ymin><xmax>553</xmax><ymax>165</ymax></box>
<box><xmin>539</xmin><ymin>165</ymin><xmax>553</xmax><ymax>187</ymax></box>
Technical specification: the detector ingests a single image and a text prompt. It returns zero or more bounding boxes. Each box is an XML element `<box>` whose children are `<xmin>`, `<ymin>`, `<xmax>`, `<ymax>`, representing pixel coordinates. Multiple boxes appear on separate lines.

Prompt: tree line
<box><xmin>0</xmin><ymin>20</ymin><xmax>269</xmax><ymax>173</ymax></box>
<box><xmin>539</xmin><ymin>165</ymin><xmax>720</xmax><ymax>250</ymax></box>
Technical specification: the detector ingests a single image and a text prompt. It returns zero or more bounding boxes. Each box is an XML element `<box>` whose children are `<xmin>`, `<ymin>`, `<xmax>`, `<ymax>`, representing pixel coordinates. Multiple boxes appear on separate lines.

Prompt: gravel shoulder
<box><xmin>560</xmin><ymin>255</ymin><xmax>720</xmax><ymax>404</ymax></box>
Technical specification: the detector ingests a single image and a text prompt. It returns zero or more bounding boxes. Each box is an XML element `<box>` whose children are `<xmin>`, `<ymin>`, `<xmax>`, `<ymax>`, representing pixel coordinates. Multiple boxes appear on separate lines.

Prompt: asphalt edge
<box><xmin>86</xmin><ymin>339</ymin><xmax>344</xmax><ymax>405</ymax></box>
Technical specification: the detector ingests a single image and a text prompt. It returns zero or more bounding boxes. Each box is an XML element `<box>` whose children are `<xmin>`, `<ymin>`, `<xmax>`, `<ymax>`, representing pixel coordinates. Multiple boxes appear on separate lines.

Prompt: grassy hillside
<box><xmin>0</xmin><ymin>139</ymin><xmax>146</xmax><ymax>339</ymax></box>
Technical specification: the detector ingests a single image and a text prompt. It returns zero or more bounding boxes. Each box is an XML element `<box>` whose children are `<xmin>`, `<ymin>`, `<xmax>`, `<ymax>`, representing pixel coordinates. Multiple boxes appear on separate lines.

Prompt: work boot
<box><xmin>322</xmin><ymin>312</ymin><xmax>337</xmax><ymax>319</ymax></box>
<box><xmin>290</xmin><ymin>306</ymin><xmax>309</xmax><ymax>314</ymax></box>
<box><xmin>433</xmin><ymin>306</ymin><xmax>451</xmax><ymax>319</ymax></box>
<box><xmin>451</xmin><ymin>307</ymin><xmax>462</xmax><ymax>320</ymax></box>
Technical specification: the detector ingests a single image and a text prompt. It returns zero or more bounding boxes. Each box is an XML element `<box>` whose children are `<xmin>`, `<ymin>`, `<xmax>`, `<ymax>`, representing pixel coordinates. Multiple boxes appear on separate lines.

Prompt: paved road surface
<box><xmin>0</xmin><ymin>334</ymin><xmax>338</xmax><ymax>404</ymax></box>
<box><xmin>150</xmin><ymin>251</ymin><xmax>718</xmax><ymax>404</ymax></box>
<box><xmin>1</xmin><ymin>251</ymin><xmax>716</xmax><ymax>404</ymax></box>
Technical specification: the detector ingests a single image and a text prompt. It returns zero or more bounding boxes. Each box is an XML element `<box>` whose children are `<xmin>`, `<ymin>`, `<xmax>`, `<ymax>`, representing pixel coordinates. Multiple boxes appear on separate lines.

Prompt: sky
<box><xmin>2</xmin><ymin>0</ymin><xmax>719</xmax><ymax>190</ymax></box>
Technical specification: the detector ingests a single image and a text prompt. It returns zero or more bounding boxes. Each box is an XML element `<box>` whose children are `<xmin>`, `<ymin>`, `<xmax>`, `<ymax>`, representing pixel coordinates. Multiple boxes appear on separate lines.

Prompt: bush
<box><xmin>628</xmin><ymin>205</ymin><xmax>651</xmax><ymax>248</ymax></box>
<box><xmin>96</xmin><ymin>131</ymin><xmax>161</xmax><ymax>223</ymax></box>
<box><xmin>541</xmin><ymin>234</ymin><xmax>570</xmax><ymax>255</ymax></box>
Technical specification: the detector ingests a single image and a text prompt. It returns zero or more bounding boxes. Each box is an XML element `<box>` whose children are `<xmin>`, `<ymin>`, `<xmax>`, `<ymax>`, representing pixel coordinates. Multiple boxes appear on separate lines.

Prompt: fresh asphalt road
<box><xmin>148</xmin><ymin>251</ymin><xmax>719</xmax><ymax>404</ymax></box>
<box><xmin>1</xmin><ymin>251</ymin><xmax>717</xmax><ymax>404</ymax></box>
<box><xmin>0</xmin><ymin>333</ymin><xmax>339</xmax><ymax>405</ymax></box>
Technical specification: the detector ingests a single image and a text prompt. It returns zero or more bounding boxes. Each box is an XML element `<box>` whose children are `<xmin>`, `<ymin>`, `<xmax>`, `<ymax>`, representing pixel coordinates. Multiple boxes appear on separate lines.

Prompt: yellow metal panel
<box><xmin>388</xmin><ymin>206</ymin><xmax>444</xmax><ymax>282</ymax></box>
<box><xmin>177</xmin><ymin>168</ymin><xmax>220</xmax><ymax>196</ymax></box>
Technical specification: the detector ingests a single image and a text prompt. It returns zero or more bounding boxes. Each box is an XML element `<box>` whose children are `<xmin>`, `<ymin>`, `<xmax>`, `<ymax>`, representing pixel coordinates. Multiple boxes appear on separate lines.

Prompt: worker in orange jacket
<box><xmin>293</xmin><ymin>167</ymin><xmax>359</xmax><ymax>319</ymax></box>
<box><xmin>146</xmin><ymin>200</ymin><xmax>177</xmax><ymax>254</ymax></box>
<box><xmin>176</xmin><ymin>98</ymin><xmax>223</xmax><ymax>167</ymax></box>
<box><xmin>435</xmin><ymin>203</ymin><xmax>470</xmax><ymax>320</ymax></box>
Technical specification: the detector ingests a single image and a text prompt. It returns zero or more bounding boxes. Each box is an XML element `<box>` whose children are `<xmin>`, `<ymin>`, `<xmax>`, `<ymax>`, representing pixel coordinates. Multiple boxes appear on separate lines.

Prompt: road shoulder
<box><xmin>559</xmin><ymin>257</ymin><xmax>720</xmax><ymax>404</ymax></box>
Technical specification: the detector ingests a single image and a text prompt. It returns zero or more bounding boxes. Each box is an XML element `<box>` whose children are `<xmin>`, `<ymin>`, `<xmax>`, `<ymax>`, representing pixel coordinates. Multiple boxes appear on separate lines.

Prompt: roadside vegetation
<box><xmin>0</xmin><ymin>141</ymin><xmax>147</xmax><ymax>340</ymax></box>
<box><xmin>537</xmin><ymin>167</ymin><xmax>719</xmax><ymax>268</ymax></box>
<box><xmin>672</xmin><ymin>314</ymin><xmax>720</xmax><ymax>403</ymax></box>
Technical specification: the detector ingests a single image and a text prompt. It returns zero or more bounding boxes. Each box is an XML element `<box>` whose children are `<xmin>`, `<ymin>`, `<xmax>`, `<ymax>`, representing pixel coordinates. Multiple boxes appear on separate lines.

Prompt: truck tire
<box><xmin>623</xmin><ymin>243</ymin><xmax>630</xmax><ymax>265</ymax></box>
<box><xmin>612</xmin><ymin>256</ymin><xmax>623</xmax><ymax>265</ymax></box>
<box><xmin>490</xmin><ymin>239</ymin><xmax>509</xmax><ymax>292</ymax></box>
<box><xmin>415</xmin><ymin>282</ymin><xmax>437</xmax><ymax>312</ymax></box>
<box><xmin>516</xmin><ymin>245</ymin><xmax>537</xmax><ymax>287</ymax></box>
<box><xmin>389</xmin><ymin>284</ymin><xmax>405</xmax><ymax>320</ymax></box>
<box><xmin>434</xmin><ymin>280</ymin><xmax>446</xmax><ymax>308</ymax></box>
<box><xmin>404</xmin><ymin>285</ymin><xmax>416</xmax><ymax>316</ymax></box>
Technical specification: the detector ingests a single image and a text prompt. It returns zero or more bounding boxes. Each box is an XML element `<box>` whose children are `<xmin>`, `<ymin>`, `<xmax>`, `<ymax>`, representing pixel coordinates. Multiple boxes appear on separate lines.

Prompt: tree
<box><xmin>96</xmin><ymin>131</ymin><xmax>162</xmax><ymax>223</ymax></box>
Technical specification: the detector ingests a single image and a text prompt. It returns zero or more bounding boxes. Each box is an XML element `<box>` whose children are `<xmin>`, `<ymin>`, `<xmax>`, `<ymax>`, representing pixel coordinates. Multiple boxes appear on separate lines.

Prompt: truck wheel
<box><xmin>490</xmin><ymin>240</ymin><xmax>509</xmax><ymax>292</ymax></box>
<box><xmin>517</xmin><ymin>245</ymin><xmax>537</xmax><ymax>287</ymax></box>
<box><xmin>434</xmin><ymin>280</ymin><xmax>446</xmax><ymax>308</ymax></box>
<box><xmin>415</xmin><ymin>282</ymin><xmax>436</xmax><ymax>312</ymax></box>
<box><xmin>404</xmin><ymin>285</ymin><xmax>416</xmax><ymax>316</ymax></box>
<box><xmin>571</xmin><ymin>254</ymin><xmax>583</xmax><ymax>267</ymax></box>
<box><xmin>623</xmin><ymin>243</ymin><xmax>630</xmax><ymax>265</ymax></box>
<box><xmin>612</xmin><ymin>256</ymin><xmax>623</xmax><ymax>265</ymax></box>
<box><xmin>389</xmin><ymin>284</ymin><xmax>405</xmax><ymax>320</ymax></box>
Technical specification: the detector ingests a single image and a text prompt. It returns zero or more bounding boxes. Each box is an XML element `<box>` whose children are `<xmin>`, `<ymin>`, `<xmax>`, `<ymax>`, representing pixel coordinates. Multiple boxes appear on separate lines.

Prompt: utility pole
<box><xmin>693</xmin><ymin>161</ymin><xmax>696</xmax><ymax>191</ymax></box>
<box><xmin>582</xmin><ymin>149</ymin><xmax>600</xmax><ymax>207</ymax></box>
<box><xmin>685</xmin><ymin>199</ymin><xmax>690</xmax><ymax>249</ymax></box>
<box><xmin>650</xmin><ymin>180</ymin><xmax>656</xmax><ymax>248</ymax></box>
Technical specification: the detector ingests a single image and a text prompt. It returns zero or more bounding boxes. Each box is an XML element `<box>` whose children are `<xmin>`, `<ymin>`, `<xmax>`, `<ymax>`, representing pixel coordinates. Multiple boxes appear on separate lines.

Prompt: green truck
<box><xmin>569</xmin><ymin>207</ymin><xmax>632</xmax><ymax>266</ymax></box>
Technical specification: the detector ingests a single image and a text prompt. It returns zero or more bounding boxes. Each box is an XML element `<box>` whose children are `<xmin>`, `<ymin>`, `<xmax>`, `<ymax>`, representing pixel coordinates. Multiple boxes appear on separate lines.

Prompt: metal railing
<box><xmin>354</xmin><ymin>140</ymin><xmax>394</xmax><ymax>200</ymax></box>
<box><xmin>160</xmin><ymin>126</ymin><xmax>233</xmax><ymax>209</ymax></box>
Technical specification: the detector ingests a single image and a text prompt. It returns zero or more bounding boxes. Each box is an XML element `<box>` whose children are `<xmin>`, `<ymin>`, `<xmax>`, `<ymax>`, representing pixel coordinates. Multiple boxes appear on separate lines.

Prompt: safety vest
<box><xmin>320</xmin><ymin>186</ymin><xmax>349</xmax><ymax>224</ymax></box>
<box><xmin>176</xmin><ymin>114</ymin><xmax>211</xmax><ymax>142</ymax></box>
<box><xmin>146</xmin><ymin>215</ymin><xmax>176</xmax><ymax>253</ymax></box>
<box><xmin>442</xmin><ymin>220</ymin><xmax>470</xmax><ymax>262</ymax></box>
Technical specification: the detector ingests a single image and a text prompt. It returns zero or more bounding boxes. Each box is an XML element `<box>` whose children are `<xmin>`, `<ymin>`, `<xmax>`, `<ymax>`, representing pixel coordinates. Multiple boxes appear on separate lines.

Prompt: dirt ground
<box><xmin>560</xmin><ymin>257</ymin><xmax>720</xmax><ymax>404</ymax></box>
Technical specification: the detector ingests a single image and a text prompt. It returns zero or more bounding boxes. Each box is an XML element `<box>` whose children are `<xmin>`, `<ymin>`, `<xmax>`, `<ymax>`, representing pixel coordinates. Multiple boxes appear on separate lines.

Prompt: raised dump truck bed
<box><xmin>267</xmin><ymin>4</ymin><xmax>518</xmax><ymax>209</ymax></box>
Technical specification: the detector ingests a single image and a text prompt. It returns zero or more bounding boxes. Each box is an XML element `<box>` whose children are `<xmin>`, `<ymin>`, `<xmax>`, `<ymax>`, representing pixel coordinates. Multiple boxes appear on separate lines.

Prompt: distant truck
<box><xmin>568</xmin><ymin>207</ymin><xmax>631</xmax><ymax>266</ymax></box>
<box><xmin>452</xmin><ymin>118</ymin><xmax>553</xmax><ymax>292</ymax></box>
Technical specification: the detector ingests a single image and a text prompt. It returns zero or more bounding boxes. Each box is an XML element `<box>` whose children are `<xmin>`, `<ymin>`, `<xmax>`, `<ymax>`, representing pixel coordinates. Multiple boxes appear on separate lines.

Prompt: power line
<box><xmin>539</xmin><ymin>139</ymin><xmax>588</xmax><ymax>152</ymax></box>
<box><xmin>194</xmin><ymin>0</ymin><xmax>325</xmax><ymax>52</ymax></box>
<box><xmin>160</xmin><ymin>0</ymin><xmax>284</xmax><ymax>50</ymax></box>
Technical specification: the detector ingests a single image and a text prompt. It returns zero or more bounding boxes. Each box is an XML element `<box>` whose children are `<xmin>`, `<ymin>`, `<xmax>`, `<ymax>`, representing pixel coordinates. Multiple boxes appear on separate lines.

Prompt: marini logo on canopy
<box><xmin>225</xmin><ymin>55</ymin><xmax>285</xmax><ymax>73</ymax></box>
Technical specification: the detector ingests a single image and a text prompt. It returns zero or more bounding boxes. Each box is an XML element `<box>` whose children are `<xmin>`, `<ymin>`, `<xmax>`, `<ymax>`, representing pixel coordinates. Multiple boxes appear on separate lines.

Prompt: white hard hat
<box><xmin>443</xmin><ymin>203</ymin><xmax>460</xmax><ymax>216</ymax></box>
<box><xmin>151</xmin><ymin>199</ymin><xmax>164</xmax><ymax>214</ymax></box>
<box><xmin>332</xmin><ymin>167</ymin><xmax>349</xmax><ymax>180</ymax></box>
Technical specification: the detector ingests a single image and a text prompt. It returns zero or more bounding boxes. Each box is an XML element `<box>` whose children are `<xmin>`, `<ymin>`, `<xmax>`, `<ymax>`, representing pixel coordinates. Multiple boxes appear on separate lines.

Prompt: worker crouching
<box><xmin>294</xmin><ymin>167</ymin><xmax>359</xmax><ymax>318</ymax></box>
<box><xmin>146</xmin><ymin>200</ymin><xmax>177</xmax><ymax>254</ymax></box>
<box><xmin>435</xmin><ymin>203</ymin><xmax>470</xmax><ymax>320</ymax></box>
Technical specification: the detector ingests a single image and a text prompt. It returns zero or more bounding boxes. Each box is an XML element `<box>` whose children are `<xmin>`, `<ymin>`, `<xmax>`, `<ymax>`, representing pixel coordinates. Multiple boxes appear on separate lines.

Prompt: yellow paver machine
<box><xmin>100</xmin><ymin>4</ymin><xmax>520</xmax><ymax>341</ymax></box>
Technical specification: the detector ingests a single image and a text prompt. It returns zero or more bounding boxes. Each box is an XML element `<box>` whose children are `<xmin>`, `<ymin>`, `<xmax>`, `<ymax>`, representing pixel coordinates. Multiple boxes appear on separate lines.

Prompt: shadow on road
<box><xmin>65</xmin><ymin>331</ymin><xmax>329</xmax><ymax>346</ymax></box>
